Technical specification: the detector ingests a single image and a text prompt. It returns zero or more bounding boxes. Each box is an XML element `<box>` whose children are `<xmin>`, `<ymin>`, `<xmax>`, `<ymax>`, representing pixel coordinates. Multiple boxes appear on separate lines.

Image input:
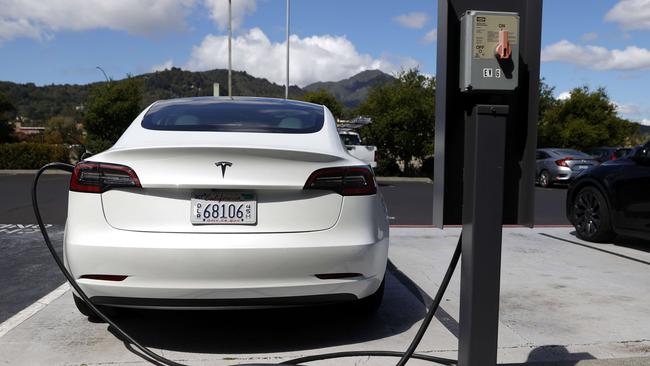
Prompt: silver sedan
<box><xmin>535</xmin><ymin>148</ymin><xmax>599</xmax><ymax>188</ymax></box>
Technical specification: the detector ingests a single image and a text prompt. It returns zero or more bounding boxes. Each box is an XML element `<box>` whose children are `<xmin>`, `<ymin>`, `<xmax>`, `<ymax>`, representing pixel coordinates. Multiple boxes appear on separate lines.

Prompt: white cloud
<box><xmin>185</xmin><ymin>28</ymin><xmax>418</xmax><ymax>87</ymax></box>
<box><xmin>615</xmin><ymin>102</ymin><xmax>641</xmax><ymax>116</ymax></box>
<box><xmin>423</xmin><ymin>28</ymin><xmax>437</xmax><ymax>43</ymax></box>
<box><xmin>541</xmin><ymin>40</ymin><xmax>650</xmax><ymax>71</ymax></box>
<box><xmin>0</xmin><ymin>18</ymin><xmax>44</xmax><ymax>41</ymax></box>
<box><xmin>613</xmin><ymin>102</ymin><xmax>650</xmax><ymax>125</ymax></box>
<box><xmin>394</xmin><ymin>12</ymin><xmax>429</xmax><ymax>29</ymax></box>
<box><xmin>557</xmin><ymin>91</ymin><xmax>571</xmax><ymax>100</ymax></box>
<box><xmin>151</xmin><ymin>59</ymin><xmax>174</xmax><ymax>72</ymax></box>
<box><xmin>605</xmin><ymin>0</ymin><xmax>650</xmax><ymax>31</ymax></box>
<box><xmin>0</xmin><ymin>0</ymin><xmax>196</xmax><ymax>41</ymax></box>
<box><xmin>580</xmin><ymin>32</ymin><xmax>598</xmax><ymax>41</ymax></box>
<box><xmin>203</xmin><ymin>0</ymin><xmax>256</xmax><ymax>31</ymax></box>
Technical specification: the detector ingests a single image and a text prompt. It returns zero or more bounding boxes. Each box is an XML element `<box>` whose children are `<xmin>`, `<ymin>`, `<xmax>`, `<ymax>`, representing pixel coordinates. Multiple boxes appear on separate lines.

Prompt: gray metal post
<box><xmin>228</xmin><ymin>0</ymin><xmax>232</xmax><ymax>98</ymax></box>
<box><xmin>285</xmin><ymin>0</ymin><xmax>290</xmax><ymax>99</ymax></box>
<box><xmin>458</xmin><ymin>104</ymin><xmax>509</xmax><ymax>366</ymax></box>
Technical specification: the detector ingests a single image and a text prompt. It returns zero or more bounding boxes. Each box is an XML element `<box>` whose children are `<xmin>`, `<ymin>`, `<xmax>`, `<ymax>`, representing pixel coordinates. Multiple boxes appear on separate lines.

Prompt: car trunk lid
<box><xmin>95</xmin><ymin>146</ymin><xmax>346</xmax><ymax>233</ymax></box>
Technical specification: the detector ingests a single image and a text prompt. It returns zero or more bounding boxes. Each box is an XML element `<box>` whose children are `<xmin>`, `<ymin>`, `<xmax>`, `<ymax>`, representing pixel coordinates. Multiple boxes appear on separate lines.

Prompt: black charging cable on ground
<box><xmin>32</xmin><ymin>162</ymin><xmax>462</xmax><ymax>366</ymax></box>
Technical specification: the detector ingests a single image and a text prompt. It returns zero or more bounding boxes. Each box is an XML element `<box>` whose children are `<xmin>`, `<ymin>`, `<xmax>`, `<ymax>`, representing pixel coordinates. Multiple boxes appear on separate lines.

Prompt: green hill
<box><xmin>0</xmin><ymin>67</ymin><xmax>304</xmax><ymax>125</ymax></box>
<box><xmin>0</xmin><ymin>68</ymin><xmax>394</xmax><ymax>125</ymax></box>
<box><xmin>637</xmin><ymin>123</ymin><xmax>650</xmax><ymax>136</ymax></box>
<box><xmin>303</xmin><ymin>69</ymin><xmax>395</xmax><ymax>108</ymax></box>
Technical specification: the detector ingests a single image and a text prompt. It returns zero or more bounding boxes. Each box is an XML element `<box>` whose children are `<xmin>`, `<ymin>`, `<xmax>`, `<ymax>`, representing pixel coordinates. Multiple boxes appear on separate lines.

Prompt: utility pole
<box><xmin>228</xmin><ymin>0</ymin><xmax>233</xmax><ymax>98</ymax></box>
<box><xmin>285</xmin><ymin>0</ymin><xmax>290</xmax><ymax>99</ymax></box>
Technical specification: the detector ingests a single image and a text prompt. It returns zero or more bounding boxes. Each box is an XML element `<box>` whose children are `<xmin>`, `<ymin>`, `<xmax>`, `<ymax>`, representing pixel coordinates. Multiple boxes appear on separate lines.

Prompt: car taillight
<box><xmin>70</xmin><ymin>162</ymin><xmax>141</xmax><ymax>193</ymax></box>
<box><xmin>304</xmin><ymin>166</ymin><xmax>377</xmax><ymax>196</ymax></box>
<box><xmin>555</xmin><ymin>157</ymin><xmax>571</xmax><ymax>167</ymax></box>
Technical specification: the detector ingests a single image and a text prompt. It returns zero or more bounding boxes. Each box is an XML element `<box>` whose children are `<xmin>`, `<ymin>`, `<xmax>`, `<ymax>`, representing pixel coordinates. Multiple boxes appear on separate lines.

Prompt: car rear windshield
<box><xmin>141</xmin><ymin>99</ymin><xmax>324</xmax><ymax>133</ymax></box>
<box><xmin>552</xmin><ymin>149</ymin><xmax>591</xmax><ymax>158</ymax></box>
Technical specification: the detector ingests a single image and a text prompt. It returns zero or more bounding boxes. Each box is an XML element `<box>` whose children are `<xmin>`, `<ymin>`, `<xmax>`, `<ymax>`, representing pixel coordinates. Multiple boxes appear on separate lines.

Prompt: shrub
<box><xmin>374</xmin><ymin>158</ymin><xmax>401</xmax><ymax>176</ymax></box>
<box><xmin>0</xmin><ymin>143</ymin><xmax>70</xmax><ymax>169</ymax></box>
<box><xmin>85</xmin><ymin>137</ymin><xmax>114</xmax><ymax>156</ymax></box>
<box><xmin>419</xmin><ymin>157</ymin><xmax>435</xmax><ymax>180</ymax></box>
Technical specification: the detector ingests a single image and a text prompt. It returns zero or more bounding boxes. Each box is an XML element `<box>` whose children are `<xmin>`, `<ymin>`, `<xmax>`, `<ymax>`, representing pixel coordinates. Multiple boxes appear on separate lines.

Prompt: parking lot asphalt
<box><xmin>1</xmin><ymin>228</ymin><xmax>648</xmax><ymax>365</ymax></box>
<box><xmin>0</xmin><ymin>173</ymin><xmax>569</xmax><ymax>226</ymax></box>
<box><xmin>378</xmin><ymin>180</ymin><xmax>569</xmax><ymax>226</ymax></box>
<box><xmin>0</xmin><ymin>225</ymin><xmax>64</xmax><ymax>324</ymax></box>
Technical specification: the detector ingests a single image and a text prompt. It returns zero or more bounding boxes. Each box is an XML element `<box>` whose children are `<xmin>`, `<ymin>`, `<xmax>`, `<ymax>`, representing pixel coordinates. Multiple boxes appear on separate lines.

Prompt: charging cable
<box><xmin>32</xmin><ymin>162</ymin><xmax>461</xmax><ymax>366</ymax></box>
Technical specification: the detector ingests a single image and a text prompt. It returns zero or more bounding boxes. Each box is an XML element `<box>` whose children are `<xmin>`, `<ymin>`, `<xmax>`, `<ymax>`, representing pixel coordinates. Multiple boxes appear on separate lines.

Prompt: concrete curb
<box><xmin>376</xmin><ymin>176</ymin><xmax>433</xmax><ymax>183</ymax></box>
<box><xmin>0</xmin><ymin>283</ymin><xmax>70</xmax><ymax>338</ymax></box>
<box><xmin>0</xmin><ymin>170</ymin><xmax>68</xmax><ymax>175</ymax></box>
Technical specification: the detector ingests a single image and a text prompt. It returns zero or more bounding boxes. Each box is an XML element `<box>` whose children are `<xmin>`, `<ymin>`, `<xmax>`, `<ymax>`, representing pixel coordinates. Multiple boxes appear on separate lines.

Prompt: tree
<box><xmin>357</xmin><ymin>69</ymin><xmax>436</xmax><ymax>171</ymax></box>
<box><xmin>45</xmin><ymin>116</ymin><xmax>83</xmax><ymax>144</ymax></box>
<box><xmin>301</xmin><ymin>89</ymin><xmax>344</xmax><ymax>119</ymax></box>
<box><xmin>0</xmin><ymin>93</ymin><xmax>16</xmax><ymax>143</ymax></box>
<box><xmin>84</xmin><ymin>77</ymin><xmax>142</xmax><ymax>152</ymax></box>
<box><xmin>538</xmin><ymin>78</ymin><xmax>558</xmax><ymax>121</ymax></box>
<box><xmin>538</xmin><ymin>86</ymin><xmax>638</xmax><ymax>150</ymax></box>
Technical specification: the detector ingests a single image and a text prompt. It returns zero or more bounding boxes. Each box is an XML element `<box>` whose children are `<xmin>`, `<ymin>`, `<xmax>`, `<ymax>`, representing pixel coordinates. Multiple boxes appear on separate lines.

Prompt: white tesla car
<box><xmin>64</xmin><ymin>97</ymin><xmax>389</xmax><ymax>316</ymax></box>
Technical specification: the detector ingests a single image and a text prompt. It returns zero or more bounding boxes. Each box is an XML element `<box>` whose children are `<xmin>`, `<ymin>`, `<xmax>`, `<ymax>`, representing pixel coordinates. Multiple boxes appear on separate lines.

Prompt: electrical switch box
<box><xmin>460</xmin><ymin>10</ymin><xmax>519</xmax><ymax>91</ymax></box>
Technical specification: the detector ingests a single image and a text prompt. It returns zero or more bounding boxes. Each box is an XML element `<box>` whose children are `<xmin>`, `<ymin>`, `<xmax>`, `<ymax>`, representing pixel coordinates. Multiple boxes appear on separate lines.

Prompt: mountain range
<box><xmin>0</xmin><ymin>68</ymin><xmax>395</xmax><ymax>125</ymax></box>
<box><xmin>304</xmin><ymin>70</ymin><xmax>395</xmax><ymax>108</ymax></box>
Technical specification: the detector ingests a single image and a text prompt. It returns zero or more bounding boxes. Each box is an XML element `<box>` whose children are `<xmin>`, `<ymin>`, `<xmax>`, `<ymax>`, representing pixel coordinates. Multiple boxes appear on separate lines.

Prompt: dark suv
<box><xmin>586</xmin><ymin>147</ymin><xmax>632</xmax><ymax>163</ymax></box>
<box><xmin>566</xmin><ymin>141</ymin><xmax>650</xmax><ymax>242</ymax></box>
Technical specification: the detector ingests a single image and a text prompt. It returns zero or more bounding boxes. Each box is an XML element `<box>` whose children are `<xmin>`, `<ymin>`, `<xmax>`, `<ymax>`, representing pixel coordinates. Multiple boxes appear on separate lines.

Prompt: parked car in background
<box><xmin>586</xmin><ymin>147</ymin><xmax>632</xmax><ymax>163</ymax></box>
<box><xmin>566</xmin><ymin>140</ymin><xmax>650</xmax><ymax>242</ymax></box>
<box><xmin>339</xmin><ymin>130</ymin><xmax>377</xmax><ymax>168</ymax></box>
<box><xmin>536</xmin><ymin>148</ymin><xmax>600</xmax><ymax>188</ymax></box>
<box><xmin>624</xmin><ymin>145</ymin><xmax>645</xmax><ymax>159</ymax></box>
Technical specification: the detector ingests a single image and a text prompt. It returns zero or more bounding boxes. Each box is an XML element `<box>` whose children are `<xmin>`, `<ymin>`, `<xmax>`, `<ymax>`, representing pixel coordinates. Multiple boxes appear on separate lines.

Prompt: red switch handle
<box><xmin>495</xmin><ymin>30</ymin><xmax>512</xmax><ymax>59</ymax></box>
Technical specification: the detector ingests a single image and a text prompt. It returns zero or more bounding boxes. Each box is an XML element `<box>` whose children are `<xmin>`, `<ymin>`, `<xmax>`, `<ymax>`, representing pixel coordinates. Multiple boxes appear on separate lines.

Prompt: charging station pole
<box><xmin>433</xmin><ymin>1</ymin><xmax>543</xmax><ymax>366</ymax></box>
<box><xmin>459</xmin><ymin>105</ymin><xmax>508</xmax><ymax>365</ymax></box>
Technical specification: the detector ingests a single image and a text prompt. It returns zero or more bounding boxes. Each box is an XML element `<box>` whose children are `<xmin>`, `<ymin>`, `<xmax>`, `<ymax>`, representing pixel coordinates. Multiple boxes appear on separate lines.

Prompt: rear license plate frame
<box><xmin>190</xmin><ymin>191</ymin><xmax>257</xmax><ymax>225</ymax></box>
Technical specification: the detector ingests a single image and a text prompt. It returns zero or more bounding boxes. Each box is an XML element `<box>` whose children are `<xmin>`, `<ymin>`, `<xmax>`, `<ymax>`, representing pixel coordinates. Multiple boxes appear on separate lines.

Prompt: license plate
<box><xmin>576</xmin><ymin>165</ymin><xmax>589</xmax><ymax>170</ymax></box>
<box><xmin>191</xmin><ymin>192</ymin><xmax>257</xmax><ymax>225</ymax></box>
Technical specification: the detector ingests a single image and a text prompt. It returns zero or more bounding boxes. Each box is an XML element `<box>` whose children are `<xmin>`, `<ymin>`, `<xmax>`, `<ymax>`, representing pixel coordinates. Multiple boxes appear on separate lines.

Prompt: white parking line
<box><xmin>0</xmin><ymin>283</ymin><xmax>70</xmax><ymax>338</ymax></box>
<box><xmin>0</xmin><ymin>224</ymin><xmax>53</xmax><ymax>235</ymax></box>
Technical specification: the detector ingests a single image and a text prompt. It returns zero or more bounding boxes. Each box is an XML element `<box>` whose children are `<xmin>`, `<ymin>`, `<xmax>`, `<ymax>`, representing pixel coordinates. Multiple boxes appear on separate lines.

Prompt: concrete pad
<box><xmin>0</xmin><ymin>227</ymin><xmax>648</xmax><ymax>366</ymax></box>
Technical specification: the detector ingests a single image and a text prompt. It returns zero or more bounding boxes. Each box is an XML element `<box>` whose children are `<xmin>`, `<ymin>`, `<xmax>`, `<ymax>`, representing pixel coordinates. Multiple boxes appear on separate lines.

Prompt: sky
<box><xmin>0</xmin><ymin>0</ymin><xmax>649</xmax><ymax>125</ymax></box>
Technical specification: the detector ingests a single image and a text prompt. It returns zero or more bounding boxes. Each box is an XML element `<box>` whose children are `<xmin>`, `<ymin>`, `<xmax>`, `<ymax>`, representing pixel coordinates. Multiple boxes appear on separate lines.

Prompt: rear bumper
<box><xmin>91</xmin><ymin>293</ymin><xmax>359</xmax><ymax>310</ymax></box>
<box><xmin>551</xmin><ymin>167</ymin><xmax>583</xmax><ymax>183</ymax></box>
<box><xmin>64</xmin><ymin>192</ymin><xmax>389</xmax><ymax>308</ymax></box>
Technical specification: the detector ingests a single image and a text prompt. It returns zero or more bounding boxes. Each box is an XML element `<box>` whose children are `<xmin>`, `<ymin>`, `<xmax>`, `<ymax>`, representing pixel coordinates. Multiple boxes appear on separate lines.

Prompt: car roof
<box><xmin>589</xmin><ymin>147</ymin><xmax>626</xmax><ymax>151</ymax></box>
<box><xmin>152</xmin><ymin>96</ymin><xmax>323</xmax><ymax>109</ymax></box>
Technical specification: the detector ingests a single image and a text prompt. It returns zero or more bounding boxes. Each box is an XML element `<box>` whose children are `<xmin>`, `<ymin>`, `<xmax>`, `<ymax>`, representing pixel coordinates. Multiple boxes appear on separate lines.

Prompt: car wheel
<box><xmin>355</xmin><ymin>277</ymin><xmax>385</xmax><ymax>314</ymax></box>
<box><xmin>73</xmin><ymin>294</ymin><xmax>121</xmax><ymax>321</ymax></box>
<box><xmin>539</xmin><ymin>170</ymin><xmax>552</xmax><ymax>188</ymax></box>
<box><xmin>571</xmin><ymin>186</ymin><xmax>614</xmax><ymax>242</ymax></box>
<box><xmin>73</xmin><ymin>293</ymin><xmax>98</xmax><ymax>318</ymax></box>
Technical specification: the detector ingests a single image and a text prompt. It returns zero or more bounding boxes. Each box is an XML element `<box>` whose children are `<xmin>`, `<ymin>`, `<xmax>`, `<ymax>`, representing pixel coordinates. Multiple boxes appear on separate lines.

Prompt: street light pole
<box><xmin>285</xmin><ymin>0</ymin><xmax>290</xmax><ymax>99</ymax></box>
<box><xmin>228</xmin><ymin>0</ymin><xmax>233</xmax><ymax>99</ymax></box>
<box><xmin>96</xmin><ymin>66</ymin><xmax>109</xmax><ymax>83</ymax></box>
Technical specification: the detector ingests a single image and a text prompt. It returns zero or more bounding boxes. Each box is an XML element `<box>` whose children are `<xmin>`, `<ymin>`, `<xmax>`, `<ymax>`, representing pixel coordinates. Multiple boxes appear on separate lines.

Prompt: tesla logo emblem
<box><xmin>214</xmin><ymin>161</ymin><xmax>232</xmax><ymax>178</ymax></box>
